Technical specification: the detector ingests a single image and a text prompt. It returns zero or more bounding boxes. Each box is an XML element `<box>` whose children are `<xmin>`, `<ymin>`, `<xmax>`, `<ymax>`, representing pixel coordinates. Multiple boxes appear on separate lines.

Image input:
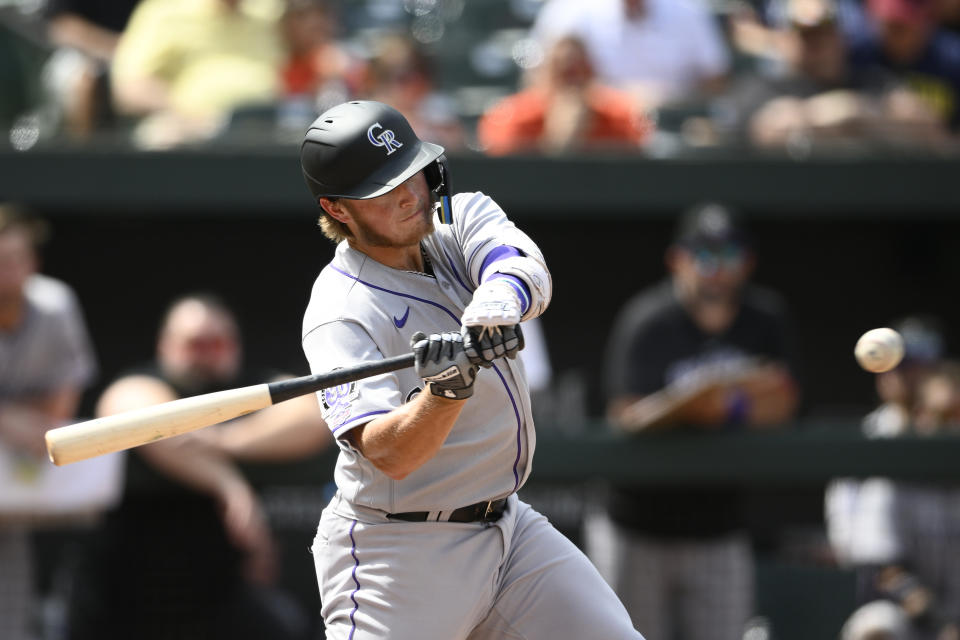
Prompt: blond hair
<box><xmin>318</xmin><ymin>212</ymin><xmax>352</xmax><ymax>244</ymax></box>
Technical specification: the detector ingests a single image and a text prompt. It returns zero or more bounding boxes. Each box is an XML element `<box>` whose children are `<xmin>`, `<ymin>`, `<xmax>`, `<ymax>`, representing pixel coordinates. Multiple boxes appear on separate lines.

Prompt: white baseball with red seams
<box><xmin>855</xmin><ymin>328</ymin><xmax>905</xmax><ymax>373</ymax></box>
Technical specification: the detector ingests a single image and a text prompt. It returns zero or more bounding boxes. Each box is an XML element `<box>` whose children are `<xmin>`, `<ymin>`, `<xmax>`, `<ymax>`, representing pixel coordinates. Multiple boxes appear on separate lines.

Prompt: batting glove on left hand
<box><xmin>410</xmin><ymin>331</ymin><xmax>478</xmax><ymax>400</ymax></box>
<box><xmin>462</xmin><ymin>324</ymin><xmax>524</xmax><ymax>368</ymax></box>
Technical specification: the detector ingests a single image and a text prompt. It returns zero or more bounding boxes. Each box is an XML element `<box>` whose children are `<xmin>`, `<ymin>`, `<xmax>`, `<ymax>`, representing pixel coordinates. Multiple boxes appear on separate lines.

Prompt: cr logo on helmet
<box><xmin>367</xmin><ymin>123</ymin><xmax>404</xmax><ymax>155</ymax></box>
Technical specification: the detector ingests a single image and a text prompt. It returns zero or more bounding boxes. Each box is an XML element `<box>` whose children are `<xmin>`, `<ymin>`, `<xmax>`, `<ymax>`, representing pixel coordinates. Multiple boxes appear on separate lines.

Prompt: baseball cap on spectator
<box><xmin>867</xmin><ymin>0</ymin><xmax>935</xmax><ymax>24</ymax></box>
<box><xmin>674</xmin><ymin>203</ymin><xmax>750</xmax><ymax>250</ymax></box>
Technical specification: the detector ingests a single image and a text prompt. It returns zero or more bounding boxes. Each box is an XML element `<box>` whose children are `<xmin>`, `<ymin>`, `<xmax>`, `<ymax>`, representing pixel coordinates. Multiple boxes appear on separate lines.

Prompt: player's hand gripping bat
<box><xmin>45</xmin><ymin>353</ymin><xmax>416</xmax><ymax>466</ymax></box>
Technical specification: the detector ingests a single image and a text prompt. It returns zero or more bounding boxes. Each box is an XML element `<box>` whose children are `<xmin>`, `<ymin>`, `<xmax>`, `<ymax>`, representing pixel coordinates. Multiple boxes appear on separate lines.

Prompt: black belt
<box><xmin>387</xmin><ymin>498</ymin><xmax>508</xmax><ymax>523</ymax></box>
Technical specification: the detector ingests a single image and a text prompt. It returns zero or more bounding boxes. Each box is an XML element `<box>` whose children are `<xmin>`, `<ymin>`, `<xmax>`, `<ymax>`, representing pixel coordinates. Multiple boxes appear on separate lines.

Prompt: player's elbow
<box><xmin>371</xmin><ymin>457</ymin><xmax>415</xmax><ymax>481</ymax></box>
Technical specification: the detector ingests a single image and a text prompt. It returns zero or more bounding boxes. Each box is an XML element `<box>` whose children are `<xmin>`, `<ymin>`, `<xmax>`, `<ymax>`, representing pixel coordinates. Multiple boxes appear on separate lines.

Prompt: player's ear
<box><xmin>319</xmin><ymin>198</ymin><xmax>350</xmax><ymax>224</ymax></box>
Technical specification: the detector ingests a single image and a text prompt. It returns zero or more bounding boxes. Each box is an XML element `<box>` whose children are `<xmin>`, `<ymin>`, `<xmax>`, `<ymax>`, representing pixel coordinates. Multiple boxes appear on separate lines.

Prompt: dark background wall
<box><xmin>32</xmin><ymin>206</ymin><xmax>960</xmax><ymax>420</ymax></box>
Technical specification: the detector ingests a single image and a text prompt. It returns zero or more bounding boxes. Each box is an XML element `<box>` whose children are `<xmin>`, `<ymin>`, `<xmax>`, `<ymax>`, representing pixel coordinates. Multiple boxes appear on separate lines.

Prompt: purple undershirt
<box><xmin>478</xmin><ymin>246</ymin><xmax>531</xmax><ymax>314</ymax></box>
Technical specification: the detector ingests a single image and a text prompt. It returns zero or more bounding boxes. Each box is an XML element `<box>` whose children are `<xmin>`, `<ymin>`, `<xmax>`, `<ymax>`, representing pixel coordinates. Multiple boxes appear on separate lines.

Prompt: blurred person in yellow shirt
<box><xmin>111</xmin><ymin>0</ymin><xmax>284</xmax><ymax>147</ymax></box>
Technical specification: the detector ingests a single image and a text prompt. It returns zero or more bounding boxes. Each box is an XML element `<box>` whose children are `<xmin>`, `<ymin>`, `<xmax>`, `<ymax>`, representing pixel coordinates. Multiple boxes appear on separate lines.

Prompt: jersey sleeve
<box><xmin>302</xmin><ymin>320</ymin><xmax>404</xmax><ymax>438</ymax></box>
<box><xmin>453</xmin><ymin>191</ymin><xmax>553</xmax><ymax>319</ymax></box>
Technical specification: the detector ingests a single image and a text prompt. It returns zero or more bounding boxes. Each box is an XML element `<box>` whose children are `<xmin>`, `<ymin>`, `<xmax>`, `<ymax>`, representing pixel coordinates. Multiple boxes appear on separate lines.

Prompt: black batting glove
<box><xmin>410</xmin><ymin>331</ymin><xmax>478</xmax><ymax>400</ymax></box>
<box><xmin>462</xmin><ymin>324</ymin><xmax>524</xmax><ymax>368</ymax></box>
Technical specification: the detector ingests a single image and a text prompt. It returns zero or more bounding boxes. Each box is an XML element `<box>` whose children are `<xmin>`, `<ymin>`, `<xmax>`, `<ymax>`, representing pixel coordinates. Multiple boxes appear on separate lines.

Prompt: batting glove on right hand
<box><xmin>410</xmin><ymin>331</ymin><xmax>478</xmax><ymax>400</ymax></box>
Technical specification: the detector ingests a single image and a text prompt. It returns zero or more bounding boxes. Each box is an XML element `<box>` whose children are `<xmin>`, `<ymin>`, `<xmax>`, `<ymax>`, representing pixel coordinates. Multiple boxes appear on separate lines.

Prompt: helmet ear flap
<box><xmin>424</xmin><ymin>155</ymin><xmax>453</xmax><ymax>224</ymax></box>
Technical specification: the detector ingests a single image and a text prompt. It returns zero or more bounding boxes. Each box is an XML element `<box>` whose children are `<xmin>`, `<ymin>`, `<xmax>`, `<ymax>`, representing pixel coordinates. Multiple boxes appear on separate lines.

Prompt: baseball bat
<box><xmin>45</xmin><ymin>352</ymin><xmax>416</xmax><ymax>466</ymax></box>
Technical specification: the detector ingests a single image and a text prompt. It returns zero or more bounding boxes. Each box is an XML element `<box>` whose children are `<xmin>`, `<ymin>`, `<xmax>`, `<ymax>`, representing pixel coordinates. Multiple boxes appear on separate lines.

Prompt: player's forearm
<box><xmin>351</xmin><ymin>391</ymin><xmax>466</xmax><ymax>480</ymax></box>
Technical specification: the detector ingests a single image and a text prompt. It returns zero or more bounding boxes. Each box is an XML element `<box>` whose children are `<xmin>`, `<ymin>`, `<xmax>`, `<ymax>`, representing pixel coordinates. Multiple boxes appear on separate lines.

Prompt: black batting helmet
<box><xmin>300</xmin><ymin>100</ymin><xmax>453</xmax><ymax>222</ymax></box>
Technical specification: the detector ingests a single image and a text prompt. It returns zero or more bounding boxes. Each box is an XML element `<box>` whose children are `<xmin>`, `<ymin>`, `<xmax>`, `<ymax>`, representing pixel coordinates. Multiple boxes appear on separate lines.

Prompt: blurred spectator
<box><xmin>727</xmin><ymin>0</ymin><xmax>949</xmax><ymax>149</ymax></box>
<box><xmin>938</xmin><ymin>0</ymin><xmax>960</xmax><ymax>33</ymax></box>
<box><xmin>847</xmin><ymin>0</ymin><xmax>960</xmax><ymax>129</ymax></box>
<box><xmin>864</xmin><ymin>315</ymin><xmax>947</xmax><ymax>438</ymax></box>
<box><xmin>0</xmin><ymin>204</ymin><xmax>97</xmax><ymax>640</ymax></box>
<box><xmin>477</xmin><ymin>35</ymin><xmax>650</xmax><ymax>155</ymax></box>
<box><xmin>41</xmin><ymin>0</ymin><xmax>140</xmax><ymax>138</ymax></box>
<box><xmin>67</xmin><ymin>293</ymin><xmax>328</xmax><ymax>640</ymax></box>
<box><xmin>913</xmin><ymin>360</ymin><xmax>960</xmax><ymax>432</ymax></box>
<box><xmin>586</xmin><ymin>203</ymin><xmax>801</xmax><ymax>640</ymax></box>
<box><xmin>110</xmin><ymin>0</ymin><xmax>284</xmax><ymax>148</ymax></box>
<box><xmin>529</xmin><ymin>0</ymin><xmax>731</xmax><ymax>109</ymax></box>
<box><xmin>827</xmin><ymin>316</ymin><xmax>960</xmax><ymax>640</ymax></box>
<box><xmin>279</xmin><ymin>0</ymin><xmax>363</xmax><ymax>111</ymax></box>
<box><xmin>358</xmin><ymin>32</ymin><xmax>466</xmax><ymax>151</ymax></box>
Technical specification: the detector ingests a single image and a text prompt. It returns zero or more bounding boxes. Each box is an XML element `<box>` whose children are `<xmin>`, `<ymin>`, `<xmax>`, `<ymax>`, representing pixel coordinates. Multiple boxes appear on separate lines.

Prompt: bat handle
<box><xmin>267</xmin><ymin>352</ymin><xmax>416</xmax><ymax>404</ymax></box>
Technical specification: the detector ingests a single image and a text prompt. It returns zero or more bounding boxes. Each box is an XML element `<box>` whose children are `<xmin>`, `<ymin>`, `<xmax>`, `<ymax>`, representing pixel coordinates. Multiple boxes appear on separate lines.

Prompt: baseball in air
<box><xmin>854</xmin><ymin>328</ymin><xmax>905</xmax><ymax>373</ymax></box>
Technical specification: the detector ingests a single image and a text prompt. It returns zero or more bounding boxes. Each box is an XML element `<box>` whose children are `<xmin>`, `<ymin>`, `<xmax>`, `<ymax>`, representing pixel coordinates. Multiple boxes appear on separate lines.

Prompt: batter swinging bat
<box><xmin>45</xmin><ymin>352</ymin><xmax>416</xmax><ymax>466</ymax></box>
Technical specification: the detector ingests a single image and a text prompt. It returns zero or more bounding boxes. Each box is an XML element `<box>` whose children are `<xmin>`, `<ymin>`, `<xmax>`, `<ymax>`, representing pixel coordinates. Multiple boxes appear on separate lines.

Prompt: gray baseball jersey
<box><xmin>301</xmin><ymin>191</ymin><xmax>540</xmax><ymax>515</ymax></box>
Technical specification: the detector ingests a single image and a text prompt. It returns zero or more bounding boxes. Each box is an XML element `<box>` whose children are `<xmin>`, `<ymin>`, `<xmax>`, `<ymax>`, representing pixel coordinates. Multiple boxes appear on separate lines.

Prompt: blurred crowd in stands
<box><xmin>1</xmin><ymin>0</ymin><xmax>960</xmax><ymax>152</ymax></box>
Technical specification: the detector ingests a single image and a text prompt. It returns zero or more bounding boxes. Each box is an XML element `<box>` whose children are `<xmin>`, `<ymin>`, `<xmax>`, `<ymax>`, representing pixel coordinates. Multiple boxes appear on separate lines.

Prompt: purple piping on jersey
<box><xmin>331</xmin><ymin>265</ymin><xmax>462</xmax><ymax>324</ymax></box>
<box><xmin>478</xmin><ymin>245</ymin><xmax>521</xmax><ymax>279</ymax></box>
<box><xmin>491</xmin><ymin>362</ymin><xmax>523</xmax><ymax>491</ymax></box>
<box><xmin>488</xmin><ymin>274</ymin><xmax>531</xmax><ymax>315</ymax></box>
<box><xmin>347</xmin><ymin>519</ymin><xmax>361</xmax><ymax>640</ymax></box>
<box><xmin>332</xmin><ymin>410</ymin><xmax>391</xmax><ymax>436</ymax></box>
<box><xmin>465</xmin><ymin>243</ymin><xmax>488</xmax><ymax>276</ymax></box>
<box><xmin>440</xmin><ymin>245</ymin><xmax>473</xmax><ymax>295</ymax></box>
<box><xmin>329</xmin><ymin>264</ymin><xmax>525</xmax><ymax>487</ymax></box>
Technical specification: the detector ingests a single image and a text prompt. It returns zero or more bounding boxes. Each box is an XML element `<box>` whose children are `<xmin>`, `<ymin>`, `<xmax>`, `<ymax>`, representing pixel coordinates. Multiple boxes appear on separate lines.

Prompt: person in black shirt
<box><xmin>586</xmin><ymin>203</ymin><xmax>801</xmax><ymax>640</ymax></box>
<box><xmin>67</xmin><ymin>293</ymin><xmax>329</xmax><ymax>640</ymax></box>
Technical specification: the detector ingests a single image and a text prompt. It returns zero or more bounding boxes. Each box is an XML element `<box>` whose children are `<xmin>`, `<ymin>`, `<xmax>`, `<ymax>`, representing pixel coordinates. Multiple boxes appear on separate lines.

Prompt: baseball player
<box><xmin>299</xmin><ymin>101</ymin><xmax>643</xmax><ymax>640</ymax></box>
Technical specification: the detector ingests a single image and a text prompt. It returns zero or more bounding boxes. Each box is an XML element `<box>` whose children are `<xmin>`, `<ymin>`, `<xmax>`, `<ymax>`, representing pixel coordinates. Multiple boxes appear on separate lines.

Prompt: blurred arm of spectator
<box><xmin>478</xmin><ymin>35</ymin><xmax>650</xmax><ymax>155</ymax></box>
<box><xmin>41</xmin><ymin>0</ymin><xmax>141</xmax><ymax>137</ymax></box>
<box><xmin>729</xmin><ymin>1</ymin><xmax>791</xmax><ymax>62</ymax></box>
<box><xmin>606</xmin><ymin>204</ymin><xmax>800</xmax><ymax>432</ymax></box>
<box><xmin>109</xmin><ymin>1</ymin><xmax>178</xmax><ymax>118</ymax></box>
<box><xmin>201</xmin><ymin>379</ymin><xmax>331</xmax><ymax>461</ymax></box>
<box><xmin>47</xmin><ymin>12</ymin><xmax>120</xmax><ymax>62</ymax></box>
